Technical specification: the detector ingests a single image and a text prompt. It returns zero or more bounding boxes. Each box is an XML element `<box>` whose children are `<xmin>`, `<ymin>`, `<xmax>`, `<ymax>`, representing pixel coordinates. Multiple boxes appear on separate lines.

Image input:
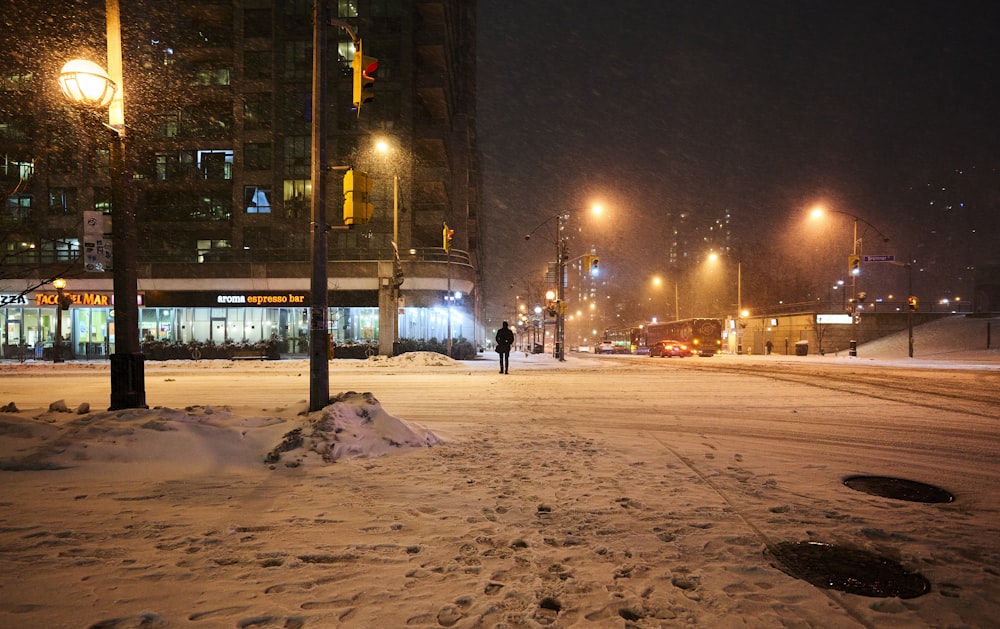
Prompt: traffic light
<box><xmin>351</xmin><ymin>40</ymin><xmax>378</xmax><ymax>116</ymax></box>
<box><xmin>343</xmin><ymin>169</ymin><xmax>373</xmax><ymax>225</ymax></box>
<box><xmin>848</xmin><ymin>255</ymin><xmax>861</xmax><ymax>276</ymax></box>
<box><xmin>442</xmin><ymin>222</ymin><xmax>454</xmax><ymax>252</ymax></box>
<box><xmin>589</xmin><ymin>255</ymin><xmax>600</xmax><ymax>276</ymax></box>
<box><xmin>907</xmin><ymin>296</ymin><xmax>918</xmax><ymax>311</ymax></box>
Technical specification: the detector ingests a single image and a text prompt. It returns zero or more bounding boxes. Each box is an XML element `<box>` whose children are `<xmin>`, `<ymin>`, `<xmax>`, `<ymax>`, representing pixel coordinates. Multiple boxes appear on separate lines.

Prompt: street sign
<box><xmin>862</xmin><ymin>255</ymin><xmax>895</xmax><ymax>262</ymax></box>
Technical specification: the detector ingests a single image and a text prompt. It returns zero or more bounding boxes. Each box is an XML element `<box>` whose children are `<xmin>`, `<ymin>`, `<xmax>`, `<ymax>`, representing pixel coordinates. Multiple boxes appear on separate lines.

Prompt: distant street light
<box><xmin>59</xmin><ymin>0</ymin><xmax>146</xmax><ymax>410</ymax></box>
<box><xmin>650</xmin><ymin>275</ymin><xmax>679</xmax><ymax>321</ymax></box>
<box><xmin>706</xmin><ymin>253</ymin><xmax>744</xmax><ymax>353</ymax></box>
<box><xmin>809</xmin><ymin>206</ymin><xmax>890</xmax><ymax>357</ymax></box>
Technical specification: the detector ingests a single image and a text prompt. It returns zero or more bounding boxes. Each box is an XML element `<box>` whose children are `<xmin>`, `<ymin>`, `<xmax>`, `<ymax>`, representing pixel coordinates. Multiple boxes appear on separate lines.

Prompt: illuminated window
<box><xmin>244</xmin><ymin>186</ymin><xmax>272</xmax><ymax>214</ymax></box>
<box><xmin>283</xmin><ymin>179</ymin><xmax>311</xmax><ymax>219</ymax></box>
<box><xmin>198</xmin><ymin>150</ymin><xmax>234</xmax><ymax>180</ymax></box>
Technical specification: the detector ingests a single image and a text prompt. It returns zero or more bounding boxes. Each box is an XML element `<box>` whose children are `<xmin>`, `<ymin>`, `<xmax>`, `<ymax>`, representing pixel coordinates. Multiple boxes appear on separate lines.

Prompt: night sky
<box><xmin>476</xmin><ymin>1</ymin><xmax>1000</xmax><ymax>321</ymax></box>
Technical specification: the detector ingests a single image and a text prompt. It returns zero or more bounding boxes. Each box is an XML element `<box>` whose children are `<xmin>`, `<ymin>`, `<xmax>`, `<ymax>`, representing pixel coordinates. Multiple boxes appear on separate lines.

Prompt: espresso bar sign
<box><xmin>217</xmin><ymin>293</ymin><xmax>307</xmax><ymax>306</ymax></box>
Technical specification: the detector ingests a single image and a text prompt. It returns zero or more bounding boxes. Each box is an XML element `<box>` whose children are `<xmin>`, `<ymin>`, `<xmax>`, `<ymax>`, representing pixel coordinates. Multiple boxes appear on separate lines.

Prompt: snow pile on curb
<box><xmin>364</xmin><ymin>351</ymin><xmax>459</xmax><ymax>367</ymax></box>
<box><xmin>267</xmin><ymin>391</ymin><xmax>442</xmax><ymax>465</ymax></box>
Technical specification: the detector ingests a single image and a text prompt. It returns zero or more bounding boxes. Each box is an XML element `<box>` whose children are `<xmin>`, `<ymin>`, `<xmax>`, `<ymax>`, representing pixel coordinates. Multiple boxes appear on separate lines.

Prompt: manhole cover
<box><xmin>766</xmin><ymin>541</ymin><xmax>930</xmax><ymax>599</ymax></box>
<box><xmin>843</xmin><ymin>475</ymin><xmax>954</xmax><ymax>503</ymax></box>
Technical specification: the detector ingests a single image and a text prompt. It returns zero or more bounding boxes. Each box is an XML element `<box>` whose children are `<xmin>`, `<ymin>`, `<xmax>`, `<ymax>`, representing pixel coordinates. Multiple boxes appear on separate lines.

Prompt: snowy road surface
<box><xmin>1</xmin><ymin>351</ymin><xmax>998</xmax><ymax>628</ymax></box>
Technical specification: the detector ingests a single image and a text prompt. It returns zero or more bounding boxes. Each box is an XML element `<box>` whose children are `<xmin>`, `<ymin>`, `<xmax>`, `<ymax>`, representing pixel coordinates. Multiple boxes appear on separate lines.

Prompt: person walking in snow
<box><xmin>495</xmin><ymin>321</ymin><xmax>514</xmax><ymax>374</ymax></box>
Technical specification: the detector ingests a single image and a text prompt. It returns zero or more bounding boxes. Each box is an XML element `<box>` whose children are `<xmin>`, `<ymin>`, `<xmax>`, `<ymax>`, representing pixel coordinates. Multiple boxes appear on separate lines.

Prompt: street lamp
<box><xmin>374</xmin><ymin>138</ymin><xmax>405</xmax><ymax>356</ymax></box>
<box><xmin>736</xmin><ymin>261</ymin><xmax>744</xmax><ymax>354</ymax></box>
<box><xmin>52</xmin><ymin>278</ymin><xmax>67</xmax><ymax>363</ymax></box>
<box><xmin>706</xmin><ymin>252</ymin><xmax>744</xmax><ymax>352</ymax></box>
<box><xmin>59</xmin><ymin>0</ymin><xmax>145</xmax><ymax>409</ymax></box>
<box><xmin>810</xmin><ymin>206</ymin><xmax>889</xmax><ymax>357</ymax></box>
<box><xmin>525</xmin><ymin>204</ymin><xmax>603</xmax><ymax>361</ymax></box>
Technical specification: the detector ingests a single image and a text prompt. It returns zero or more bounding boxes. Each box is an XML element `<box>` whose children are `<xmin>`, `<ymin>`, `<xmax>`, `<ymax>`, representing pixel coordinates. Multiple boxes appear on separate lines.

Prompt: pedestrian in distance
<box><xmin>495</xmin><ymin>321</ymin><xmax>514</xmax><ymax>374</ymax></box>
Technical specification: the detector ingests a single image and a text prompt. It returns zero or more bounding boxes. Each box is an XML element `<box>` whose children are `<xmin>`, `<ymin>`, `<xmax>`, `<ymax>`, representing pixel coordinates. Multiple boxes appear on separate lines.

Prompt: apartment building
<box><xmin>0</xmin><ymin>0</ymin><xmax>480</xmax><ymax>359</ymax></box>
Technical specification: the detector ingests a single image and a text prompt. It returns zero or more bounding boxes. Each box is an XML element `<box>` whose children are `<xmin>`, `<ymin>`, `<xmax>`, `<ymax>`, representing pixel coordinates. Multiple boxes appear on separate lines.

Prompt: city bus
<box><xmin>645</xmin><ymin>318</ymin><xmax>723</xmax><ymax>357</ymax></box>
<box><xmin>599</xmin><ymin>326</ymin><xmax>641</xmax><ymax>353</ymax></box>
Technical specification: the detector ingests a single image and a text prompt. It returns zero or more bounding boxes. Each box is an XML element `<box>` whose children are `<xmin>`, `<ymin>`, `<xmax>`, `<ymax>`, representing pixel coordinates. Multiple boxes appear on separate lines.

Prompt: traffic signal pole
<box><xmin>525</xmin><ymin>207</ymin><xmax>604</xmax><ymax>362</ymax></box>
<box><xmin>555</xmin><ymin>223</ymin><xmax>566</xmax><ymax>361</ymax></box>
<box><xmin>851</xmin><ymin>218</ymin><xmax>858</xmax><ymax>357</ymax></box>
<box><xmin>310</xmin><ymin>0</ymin><xmax>331</xmax><ymax>411</ymax></box>
<box><xmin>310</xmin><ymin>4</ymin><xmax>359</xmax><ymax>411</ymax></box>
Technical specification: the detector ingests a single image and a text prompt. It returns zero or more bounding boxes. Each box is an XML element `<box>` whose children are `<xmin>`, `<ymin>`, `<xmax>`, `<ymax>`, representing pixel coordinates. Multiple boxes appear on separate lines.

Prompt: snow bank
<box><xmin>267</xmin><ymin>391</ymin><xmax>443</xmax><ymax>465</ymax></box>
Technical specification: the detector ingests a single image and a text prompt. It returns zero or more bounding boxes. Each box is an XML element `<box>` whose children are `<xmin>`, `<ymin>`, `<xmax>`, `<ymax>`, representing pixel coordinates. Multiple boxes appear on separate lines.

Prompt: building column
<box><xmin>378</xmin><ymin>260</ymin><xmax>397</xmax><ymax>356</ymax></box>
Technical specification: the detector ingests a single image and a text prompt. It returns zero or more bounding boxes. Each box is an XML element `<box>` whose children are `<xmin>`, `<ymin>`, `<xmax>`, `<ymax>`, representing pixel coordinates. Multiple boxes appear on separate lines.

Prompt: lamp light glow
<box><xmin>59</xmin><ymin>59</ymin><xmax>117</xmax><ymax>109</ymax></box>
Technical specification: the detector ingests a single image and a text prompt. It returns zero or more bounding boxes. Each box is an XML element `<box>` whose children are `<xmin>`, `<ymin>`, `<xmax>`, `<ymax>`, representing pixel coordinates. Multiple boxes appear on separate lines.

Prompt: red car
<box><xmin>649</xmin><ymin>340</ymin><xmax>692</xmax><ymax>358</ymax></box>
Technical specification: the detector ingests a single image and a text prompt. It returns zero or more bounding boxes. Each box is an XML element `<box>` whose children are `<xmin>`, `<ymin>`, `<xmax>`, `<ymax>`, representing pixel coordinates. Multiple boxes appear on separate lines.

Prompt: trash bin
<box><xmin>794</xmin><ymin>340</ymin><xmax>809</xmax><ymax>356</ymax></box>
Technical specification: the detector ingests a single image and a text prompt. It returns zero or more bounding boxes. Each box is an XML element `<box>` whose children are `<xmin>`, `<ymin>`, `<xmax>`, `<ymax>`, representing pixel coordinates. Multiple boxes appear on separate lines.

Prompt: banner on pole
<box><xmin>83</xmin><ymin>211</ymin><xmax>111</xmax><ymax>272</ymax></box>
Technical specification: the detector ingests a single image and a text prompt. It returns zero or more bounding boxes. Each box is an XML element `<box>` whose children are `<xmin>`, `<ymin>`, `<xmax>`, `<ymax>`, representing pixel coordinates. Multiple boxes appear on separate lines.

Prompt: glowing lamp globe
<box><xmin>59</xmin><ymin>59</ymin><xmax>117</xmax><ymax>109</ymax></box>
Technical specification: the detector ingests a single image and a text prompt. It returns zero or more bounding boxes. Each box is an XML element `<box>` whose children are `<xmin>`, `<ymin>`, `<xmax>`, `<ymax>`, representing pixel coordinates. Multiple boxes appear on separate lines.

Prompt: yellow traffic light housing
<box><xmin>848</xmin><ymin>255</ymin><xmax>861</xmax><ymax>276</ymax></box>
<box><xmin>351</xmin><ymin>40</ymin><xmax>378</xmax><ymax>116</ymax></box>
<box><xmin>442</xmin><ymin>222</ymin><xmax>454</xmax><ymax>252</ymax></box>
<box><xmin>590</xmin><ymin>255</ymin><xmax>600</xmax><ymax>275</ymax></box>
<box><xmin>343</xmin><ymin>169</ymin><xmax>373</xmax><ymax>226</ymax></box>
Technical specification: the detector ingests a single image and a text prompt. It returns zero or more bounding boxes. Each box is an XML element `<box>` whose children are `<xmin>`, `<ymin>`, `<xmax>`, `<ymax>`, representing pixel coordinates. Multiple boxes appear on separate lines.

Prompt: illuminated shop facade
<box><xmin>2</xmin><ymin>273</ymin><xmax>474</xmax><ymax>359</ymax></box>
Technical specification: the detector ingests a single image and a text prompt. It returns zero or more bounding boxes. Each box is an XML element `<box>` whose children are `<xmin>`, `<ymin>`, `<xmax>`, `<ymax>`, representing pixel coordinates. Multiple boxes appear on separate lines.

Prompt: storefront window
<box><xmin>76</xmin><ymin>308</ymin><xmax>109</xmax><ymax>357</ymax></box>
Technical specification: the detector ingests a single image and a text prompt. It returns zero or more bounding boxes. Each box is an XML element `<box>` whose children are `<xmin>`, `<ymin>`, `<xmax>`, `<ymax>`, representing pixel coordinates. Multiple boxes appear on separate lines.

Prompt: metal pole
<box><xmin>392</xmin><ymin>175</ymin><xmax>400</xmax><ymax>352</ymax></box>
<box><xmin>736</xmin><ymin>261</ymin><xmax>742</xmax><ymax>355</ymax></box>
<box><xmin>106</xmin><ymin>0</ymin><xmax>145</xmax><ymax>410</ymax></box>
<box><xmin>308</xmin><ymin>0</ymin><xmax>330</xmax><ymax>411</ymax></box>
<box><xmin>446</xmin><ymin>248</ymin><xmax>452</xmax><ymax>355</ymax></box>
<box><xmin>54</xmin><ymin>285</ymin><xmax>65</xmax><ymax>363</ymax></box>
<box><xmin>393</xmin><ymin>175</ymin><xmax>399</xmax><ymax>254</ymax></box>
<box><xmin>850</xmin><ymin>218</ymin><xmax>858</xmax><ymax>357</ymax></box>
<box><xmin>556</xmin><ymin>216</ymin><xmax>566</xmax><ymax>361</ymax></box>
<box><xmin>908</xmin><ymin>262</ymin><xmax>914</xmax><ymax>358</ymax></box>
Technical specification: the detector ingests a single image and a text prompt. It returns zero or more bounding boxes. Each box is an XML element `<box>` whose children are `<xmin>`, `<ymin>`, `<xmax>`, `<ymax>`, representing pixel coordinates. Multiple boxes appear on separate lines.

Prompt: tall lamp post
<box><xmin>59</xmin><ymin>0</ymin><xmax>145</xmax><ymax>409</ymax></box>
<box><xmin>52</xmin><ymin>278</ymin><xmax>67</xmax><ymax>363</ymax></box>
<box><xmin>525</xmin><ymin>205</ymin><xmax>603</xmax><ymax>361</ymax></box>
<box><xmin>375</xmin><ymin>138</ymin><xmax>404</xmax><ymax>356</ymax></box>
<box><xmin>707</xmin><ymin>253</ymin><xmax>745</xmax><ymax>354</ymax></box>
<box><xmin>810</xmin><ymin>207</ymin><xmax>889</xmax><ymax>358</ymax></box>
<box><xmin>736</xmin><ymin>261</ymin><xmax>746</xmax><ymax>355</ymax></box>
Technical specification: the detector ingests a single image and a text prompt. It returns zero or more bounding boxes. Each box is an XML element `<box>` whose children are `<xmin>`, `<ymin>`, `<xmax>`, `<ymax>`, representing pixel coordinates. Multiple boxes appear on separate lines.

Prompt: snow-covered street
<box><xmin>1</xmin><ymin>325</ymin><xmax>999</xmax><ymax>628</ymax></box>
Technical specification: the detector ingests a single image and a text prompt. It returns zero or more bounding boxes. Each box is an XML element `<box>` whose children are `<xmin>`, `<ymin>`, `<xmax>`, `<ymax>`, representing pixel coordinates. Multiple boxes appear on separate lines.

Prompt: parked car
<box><xmin>649</xmin><ymin>340</ymin><xmax>692</xmax><ymax>358</ymax></box>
